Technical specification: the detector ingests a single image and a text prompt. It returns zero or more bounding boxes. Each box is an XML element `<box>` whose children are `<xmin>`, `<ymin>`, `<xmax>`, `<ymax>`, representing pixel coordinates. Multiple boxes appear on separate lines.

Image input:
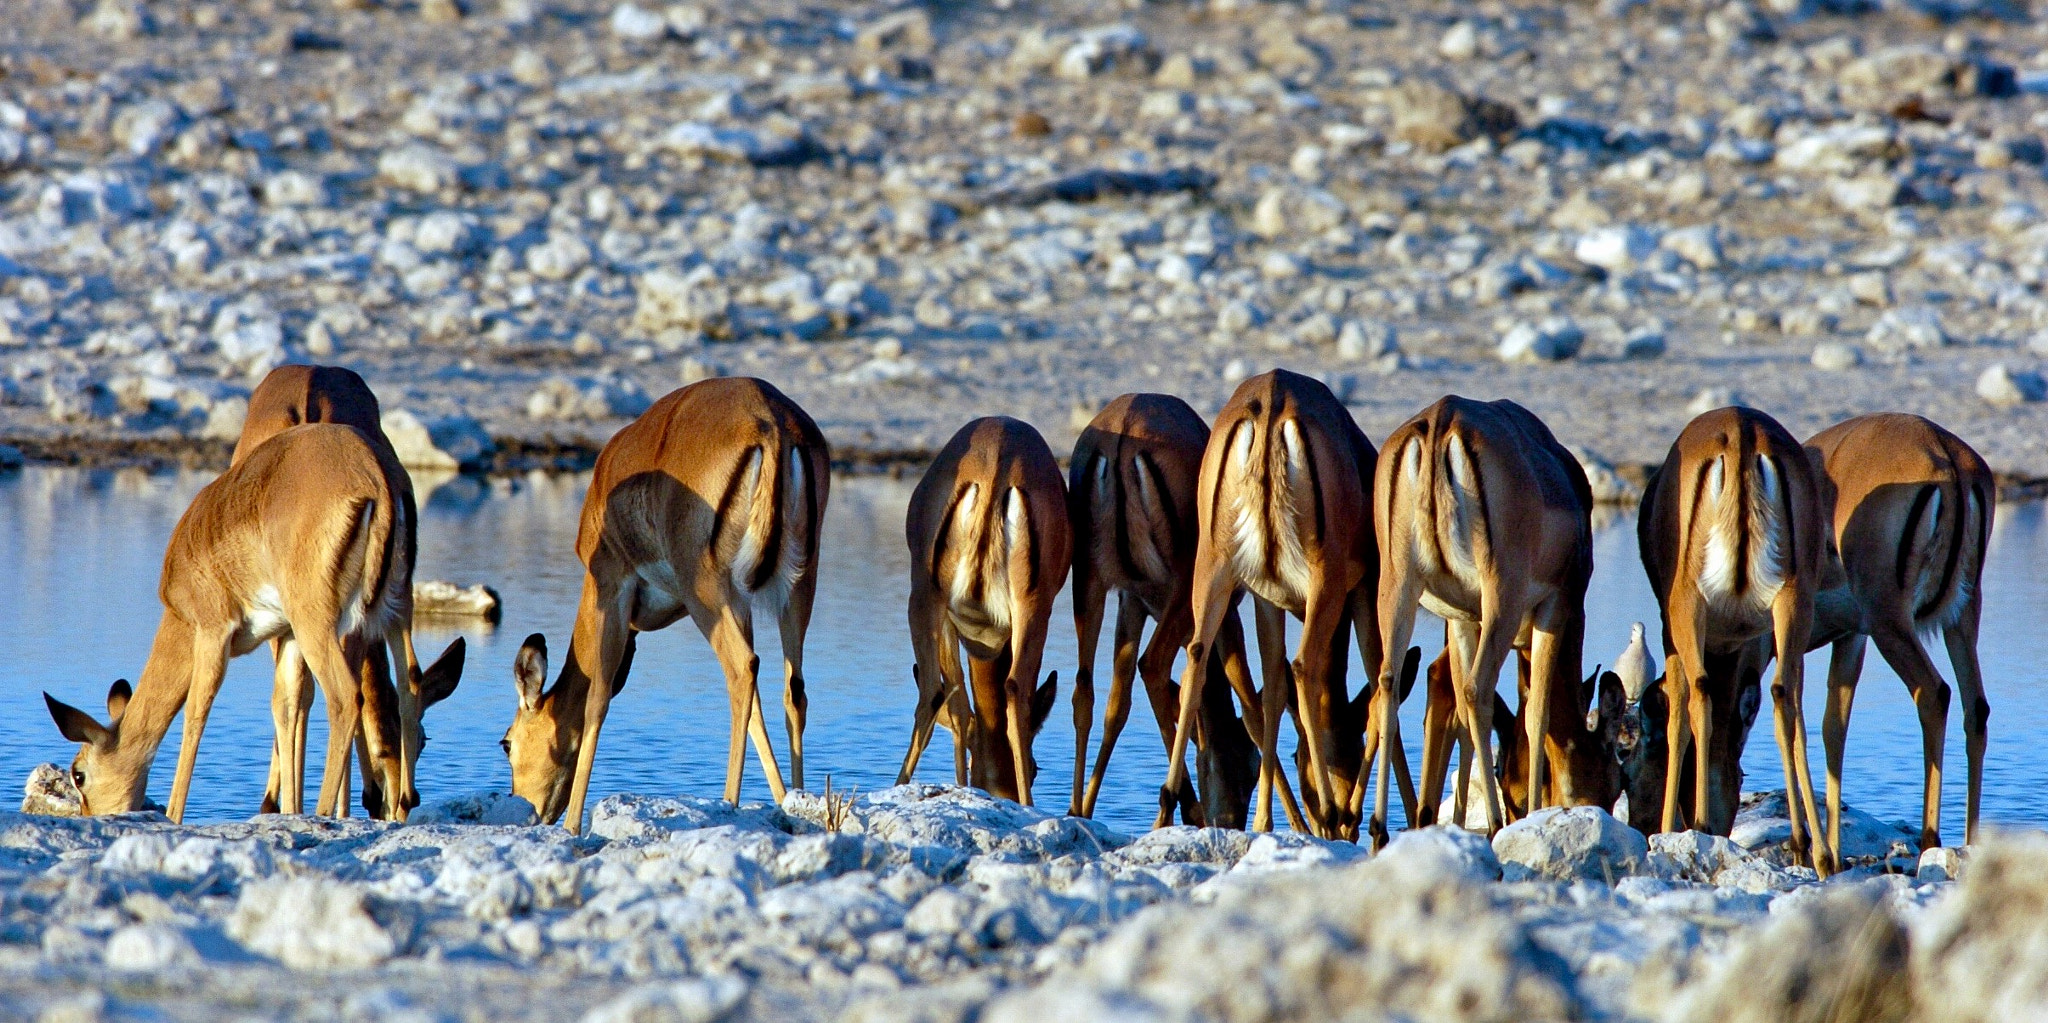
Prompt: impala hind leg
<box><xmin>264</xmin><ymin>637</ymin><xmax>312</xmax><ymax>815</ymax></box>
<box><xmin>1069</xmin><ymin>574</ymin><xmax>1112</xmax><ymax>817</ymax></box>
<box><xmin>1156</xmin><ymin>547</ymin><xmax>1241</xmax><ymax>831</ymax></box>
<box><xmin>1464</xmin><ymin>615</ymin><xmax>1519</xmax><ymax>835</ymax></box>
<box><xmin>1250</xmin><ymin>598</ymin><xmax>1308</xmax><ymax>834</ymax></box>
<box><xmin>1370</xmin><ymin>576</ymin><xmax>1425</xmax><ymax>848</ymax></box>
<box><xmin>1821</xmin><ymin>633</ymin><xmax>1868</xmax><ymax>875</ymax></box>
<box><xmin>1871</xmin><ymin>621</ymin><xmax>1950</xmax><ymax>856</ymax></box>
<box><xmin>698</xmin><ymin>590</ymin><xmax>787</xmax><ymax>806</ymax></box>
<box><xmin>301</xmin><ymin>632</ymin><xmax>368</xmax><ymax>820</ymax></box>
<box><xmin>1771</xmin><ymin>590</ymin><xmax>1824</xmax><ymax>874</ymax></box>
<box><xmin>778</xmin><ymin>565</ymin><xmax>820</xmax><ymax>791</ymax></box>
<box><xmin>1942</xmin><ymin>604</ymin><xmax>1989</xmax><ymax>846</ymax></box>
<box><xmin>901</xmin><ymin>583</ymin><xmax>965</xmax><ymax>785</ymax></box>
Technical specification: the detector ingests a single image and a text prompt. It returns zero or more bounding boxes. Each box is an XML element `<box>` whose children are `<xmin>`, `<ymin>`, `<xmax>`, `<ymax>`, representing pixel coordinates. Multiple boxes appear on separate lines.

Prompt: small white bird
<box><xmin>1614</xmin><ymin>622</ymin><xmax>1656</xmax><ymax>703</ymax></box>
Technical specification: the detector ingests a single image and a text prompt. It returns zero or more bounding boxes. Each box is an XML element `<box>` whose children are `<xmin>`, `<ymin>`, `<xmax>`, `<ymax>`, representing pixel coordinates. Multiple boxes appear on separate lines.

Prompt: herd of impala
<box><xmin>38</xmin><ymin>363</ymin><xmax>1994</xmax><ymax>877</ymax></box>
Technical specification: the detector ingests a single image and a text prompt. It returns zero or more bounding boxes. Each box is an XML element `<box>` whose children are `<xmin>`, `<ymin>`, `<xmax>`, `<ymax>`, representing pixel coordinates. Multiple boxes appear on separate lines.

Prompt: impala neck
<box><xmin>111</xmin><ymin>611</ymin><xmax>199</xmax><ymax>783</ymax></box>
<box><xmin>545</xmin><ymin>613</ymin><xmax>605</xmax><ymax>750</ymax></box>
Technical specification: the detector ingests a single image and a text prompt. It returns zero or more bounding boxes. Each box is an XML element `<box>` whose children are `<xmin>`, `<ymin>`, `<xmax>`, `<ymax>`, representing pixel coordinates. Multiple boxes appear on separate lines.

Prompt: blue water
<box><xmin>2</xmin><ymin>466</ymin><xmax>2041</xmax><ymax>837</ymax></box>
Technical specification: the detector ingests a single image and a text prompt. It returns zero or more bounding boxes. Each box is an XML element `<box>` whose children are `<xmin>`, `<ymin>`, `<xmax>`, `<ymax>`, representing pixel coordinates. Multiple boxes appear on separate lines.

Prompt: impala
<box><xmin>45</xmin><ymin>424</ymin><xmax>416</xmax><ymax>821</ymax></box>
<box><xmin>1156</xmin><ymin>369</ymin><xmax>1391</xmax><ymax>840</ymax></box>
<box><xmin>1638</xmin><ymin>406</ymin><xmax>1827</xmax><ymax>871</ymax></box>
<box><xmin>504</xmin><ymin>378</ymin><xmax>829</xmax><ymax>831</ymax></box>
<box><xmin>1367</xmin><ymin>396</ymin><xmax>1595</xmax><ymax>844</ymax></box>
<box><xmin>1068</xmin><ymin>393</ymin><xmax>1259</xmax><ymax>826</ymax></box>
<box><xmin>1807</xmin><ymin>413</ymin><xmax>1992</xmax><ymax>868</ymax></box>
<box><xmin>897</xmin><ymin>417</ymin><xmax>1069</xmax><ymax>805</ymax></box>
<box><xmin>235</xmin><ymin>364</ymin><xmax>464</xmax><ymax>820</ymax></box>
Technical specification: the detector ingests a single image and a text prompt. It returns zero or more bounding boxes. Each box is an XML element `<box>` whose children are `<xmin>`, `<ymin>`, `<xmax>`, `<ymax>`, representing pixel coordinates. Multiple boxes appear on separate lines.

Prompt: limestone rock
<box><xmin>229</xmin><ymin>877</ymin><xmax>400</xmax><ymax>969</ymax></box>
<box><xmin>1493</xmin><ymin>806</ymin><xmax>1647</xmax><ymax>883</ymax></box>
<box><xmin>380</xmin><ymin>410</ymin><xmax>494</xmax><ymax>472</ymax></box>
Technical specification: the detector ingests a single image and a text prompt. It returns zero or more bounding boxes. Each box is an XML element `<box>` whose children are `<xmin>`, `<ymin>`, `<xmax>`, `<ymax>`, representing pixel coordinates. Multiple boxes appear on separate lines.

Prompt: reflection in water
<box><xmin>1</xmin><ymin>467</ymin><xmax>2042</xmax><ymax>835</ymax></box>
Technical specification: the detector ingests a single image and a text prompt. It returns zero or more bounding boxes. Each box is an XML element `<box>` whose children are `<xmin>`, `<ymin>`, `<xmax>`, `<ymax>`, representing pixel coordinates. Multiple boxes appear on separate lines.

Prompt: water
<box><xmin>2</xmin><ymin>466</ymin><xmax>2043</xmax><ymax>837</ymax></box>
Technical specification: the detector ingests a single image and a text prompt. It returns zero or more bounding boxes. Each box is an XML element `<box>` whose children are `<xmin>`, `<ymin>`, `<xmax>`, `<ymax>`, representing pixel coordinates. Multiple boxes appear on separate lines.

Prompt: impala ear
<box><xmin>513</xmin><ymin>634</ymin><xmax>548</xmax><ymax>711</ymax></box>
<box><xmin>1491</xmin><ymin>690</ymin><xmax>1517</xmax><ymax>755</ymax></box>
<box><xmin>1591</xmin><ymin>671</ymin><xmax>1625</xmax><ymax>741</ymax></box>
<box><xmin>105</xmin><ymin>680</ymin><xmax>133</xmax><ymax>722</ymax></box>
<box><xmin>1030</xmin><ymin>672</ymin><xmax>1059</xmax><ymax>732</ymax></box>
<box><xmin>421</xmin><ymin>637</ymin><xmax>466</xmax><ymax>709</ymax></box>
<box><xmin>46</xmin><ymin>693</ymin><xmax>110</xmax><ymax>747</ymax></box>
<box><xmin>1579</xmin><ymin>664</ymin><xmax>1603</xmax><ymax>731</ymax></box>
<box><xmin>1398</xmin><ymin>646</ymin><xmax>1422</xmax><ymax>703</ymax></box>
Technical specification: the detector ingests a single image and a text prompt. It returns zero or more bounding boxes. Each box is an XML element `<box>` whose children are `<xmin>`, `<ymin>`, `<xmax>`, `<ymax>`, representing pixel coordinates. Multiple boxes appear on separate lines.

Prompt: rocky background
<box><xmin>8</xmin><ymin>0</ymin><xmax>2048</xmax><ymax>479</ymax></box>
<box><xmin>1</xmin><ymin>784</ymin><xmax>2042</xmax><ymax>1022</ymax></box>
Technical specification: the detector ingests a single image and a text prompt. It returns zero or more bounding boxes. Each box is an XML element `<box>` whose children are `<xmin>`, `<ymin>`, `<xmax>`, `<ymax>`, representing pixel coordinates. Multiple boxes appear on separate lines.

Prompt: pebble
<box><xmin>1976</xmin><ymin>363</ymin><xmax>2044</xmax><ymax>406</ymax></box>
<box><xmin>1575</xmin><ymin>225</ymin><xmax>1660</xmax><ymax>275</ymax></box>
<box><xmin>1336</xmin><ymin>320</ymin><xmax>1397</xmax><ymax>362</ymax></box>
<box><xmin>380</xmin><ymin>410</ymin><xmax>495</xmax><ymax>471</ymax></box>
<box><xmin>1866</xmin><ymin>307</ymin><xmax>1951</xmax><ymax>350</ymax></box>
<box><xmin>609</xmin><ymin>2</ymin><xmax>669</xmax><ymax>40</ymax></box>
<box><xmin>1498</xmin><ymin>317</ymin><xmax>1585</xmax><ymax>364</ymax></box>
<box><xmin>377</xmin><ymin>145</ymin><xmax>461</xmax><ymax>194</ymax></box>
<box><xmin>1811</xmin><ymin>342</ymin><xmax>1864</xmax><ymax>371</ymax></box>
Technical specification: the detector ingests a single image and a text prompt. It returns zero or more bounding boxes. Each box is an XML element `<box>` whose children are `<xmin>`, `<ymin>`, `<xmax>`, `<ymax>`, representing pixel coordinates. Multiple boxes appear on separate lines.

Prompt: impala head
<box><xmin>1614</xmin><ymin>668</ymin><xmax>1763</xmax><ymax>834</ymax></box>
<box><xmin>1495</xmin><ymin>667</ymin><xmax>1630</xmax><ymax>819</ymax></box>
<box><xmin>971</xmin><ymin>673</ymin><xmax>1060</xmax><ymax>800</ymax></box>
<box><xmin>504</xmin><ymin>633</ymin><xmax>574</xmax><ymax>823</ymax></box>
<box><xmin>44</xmin><ymin>681</ymin><xmax>147</xmax><ymax>815</ymax></box>
<box><xmin>359</xmin><ymin>638</ymin><xmax>468</xmax><ymax>820</ymax></box>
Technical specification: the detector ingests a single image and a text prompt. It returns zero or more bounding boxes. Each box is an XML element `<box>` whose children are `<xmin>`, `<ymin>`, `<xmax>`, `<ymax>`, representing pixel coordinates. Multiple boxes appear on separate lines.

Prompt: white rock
<box><xmin>581</xmin><ymin>977</ymin><xmax>749</xmax><ymax>1023</ymax></box>
<box><xmin>1775</xmin><ymin>125</ymin><xmax>1895</xmax><ymax>174</ymax></box>
<box><xmin>1686</xmin><ymin>387</ymin><xmax>1743</xmax><ymax>417</ymax></box>
<box><xmin>228</xmin><ymin>877</ymin><xmax>398</xmax><ymax>970</ymax></box>
<box><xmin>200</xmin><ymin>396</ymin><xmax>249</xmax><ymax>441</ymax></box>
<box><xmin>210</xmin><ymin>300</ymin><xmax>286</xmax><ymax>378</ymax></box>
<box><xmin>412</xmin><ymin>580</ymin><xmax>502</xmax><ymax>619</ymax></box>
<box><xmin>1575</xmin><ymin>225</ymin><xmax>1660</xmax><ymax>274</ymax></box>
<box><xmin>1337</xmin><ymin>320</ymin><xmax>1397</xmax><ymax>362</ymax></box>
<box><xmin>1647</xmin><ymin>831</ymin><xmax>1752</xmax><ymax>883</ymax></box>
<box><xmin>413</xmin><ymin>791</ymin><xmax>538</xmax><ymax>826</ymax></box>
<box><xmin>1976</xmin><ymin>364</ymin><xmax>2044</xmax><ymax>406</ymax></box>
<box><xmin>1057</xmin><ymin>25</ymin><xmax>1148</xmax><ymax>80</ymax></box>
<box><xmin>1917</xmin><ymin>846</ymin><xmax>1966</xmax><ymax>882</ymax></box>
<box><xmin>413</xmin><ymin>211</ymin><xmax>477</xmax><ymax>256</ymax></box>
<box><xmin>1260</xmin><ymin>251</ymin><xmax>1306</xmax><ymax>280</ymax></box>
<box><xmin>1498</xmin><ymin>317</ymin><xmax>1585</xmax><ymax>363</ymax></box>
<box><xmin>659</xmin><ymin>120</ymin><xmax>810</xmax><ymax>166</ymax></box>
<box><xmin>380</xmin><ymin>410</ymin><xmax>493</xmax><ymax>471</ymax></box>
<box><xmin>1377</xmin><ymin>826</ymin><xmax>1502</xmax><ymax>885</ymax></box>
<box><xmin>111</xmin><ymin>100</ymin><xmax>181</xmax><ymax>158</ymax></box>
<box><xmin>1811</xmin><ymin>342</ymin><xmax>1864</xmax><ymax>371</ymax></box>
<box><xmin>377</xmin><ymin>145</ymin><xmax>461</xmax><ymax>193</ymax></box>
<box><xmin>1215</xmin><ymin>300</ymin><xmax>1262</xmax><ymax>335</ymax></box>
<box><xmin>525</xmin><ymin>232</ymin><xmax>593</xmax><ymax>281</ymax></box>
<box><xmin>21</xmin><ymin>763</ymin><xmax>81</xmax><ymax>816</ymax></box>
<box><xmin>609</xmin><ymin>2</ymin><xmax>669</xmax><ymax>40</ymax></box>
<box><xmin>1569</xmin><ymin>446</ymin><xmax>1639</xmax><ymax>504</ymax></box>
<box><xmin>1660</xmin><ymin>225</ymin><xmax>1723</xmax><ymax>270</ymax></box>
<box><xmin>262</xmin><ymin>171</ymin><xmax>326</xmax><ymax>208</ymax></box>
<box><xmin>106</xmin><ymin>925</ymin><xmax>198</xmax><ymax>971</ymax></box>
<box><xmin>634</xmin><ymin>265</ymin><xmax>732</xmax><ymax>338</ymax></box>
<box><xmin>82</xmin><ymin>0</ymin><xmax>153</xmax><ymax>39</ymax></box>
<box><xmin>1865</xmin><ymin>306</ymin><xmax>1949</xmax><ymax>349</ymax></box>
<box><xmin>1155</xmin><ymin>253</ymin><xmax>1197</xmax><ymax>287</ymax></box>
<box><xmin>1438</xmin><ymin>20</ymin><xmax>1479</xmax><ymax>60</ymax></box>
<box><xmin>1492</xmin><ymin>806</ymin><xmax>1647</xmax><ymax>883</ymax></box>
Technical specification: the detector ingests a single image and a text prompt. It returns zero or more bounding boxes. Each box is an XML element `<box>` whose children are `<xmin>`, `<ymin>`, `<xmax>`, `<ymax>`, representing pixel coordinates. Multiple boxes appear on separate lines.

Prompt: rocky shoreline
<box><xmin>15</xmin><ymin>0</ymin><xmax>2048</xmax><ymax>485</ymax></box>
<box><xmin>0</xmin><ymin>784</ymin><xmax>2039</xmax><ymax>1022</ymax></box>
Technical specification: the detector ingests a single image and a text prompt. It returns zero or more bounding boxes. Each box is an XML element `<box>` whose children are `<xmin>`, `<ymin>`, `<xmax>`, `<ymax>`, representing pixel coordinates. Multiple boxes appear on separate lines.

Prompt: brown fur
<box><xmin>1370</xmin><ymin>396</ymin><xmax>1595</xmax><ymax>844</ymax></box>
<box><xmin>45</xmin><ymin>424</ymin><xmax>410</xmax><ymax>821</ymax></box>
<box><xmin>234</xmin><ymin>364</ymin><xmax>462</xmax><ymax>821</ymax></box>
<box><xmin>1806</xmin><ymin>414</ymin><xmax>1993</xmax><ymax>868</ymax></box>
<box><xmin>898</xmin><ymin>417</ymin><xmax>1071</xmax><ymax>805</ymax></box>
<box><xmin>1158</xmin><ymin>370</ymin><xmax>1384</xmax><ymax>840</ymax></box>
<box><xmin>1638</xmin><ymin>406</ymin><xmax>1829</xmax><ymax>873</ymax></box>
<box><xmin>1067</xmin><ymin>394</ymin><xmax>1259</xmax><ymax>826</ymax></box>
<box><xmin>503</xmin><ymin>378</ymin><xmax>830</xmax><ymax>831</ymax></box>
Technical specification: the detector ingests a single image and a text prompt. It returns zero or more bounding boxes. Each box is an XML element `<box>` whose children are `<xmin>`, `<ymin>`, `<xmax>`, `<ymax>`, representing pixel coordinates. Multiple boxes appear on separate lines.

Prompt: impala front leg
<box><xmin>168</xmin><ymin>628</ymin><xmax>233</xmax><ymax>824</ymax></box>
<box><xmin>1771</xmin><ymin>587</ymin><xmax>1824</xmax><ymax>874</ymax></box>
<box><xmin>563</xmin><ymin>581</ymin><xmax>635</xmax><ymax>833</ymax></box>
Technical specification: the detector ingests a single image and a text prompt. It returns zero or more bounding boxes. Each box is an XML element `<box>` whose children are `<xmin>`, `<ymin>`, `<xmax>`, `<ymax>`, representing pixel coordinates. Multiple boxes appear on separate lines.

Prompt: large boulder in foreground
<box><xmin>1492</xmin><ymin>806</ymin><xmax>1648</xmax><ymax>883</ymax></box>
